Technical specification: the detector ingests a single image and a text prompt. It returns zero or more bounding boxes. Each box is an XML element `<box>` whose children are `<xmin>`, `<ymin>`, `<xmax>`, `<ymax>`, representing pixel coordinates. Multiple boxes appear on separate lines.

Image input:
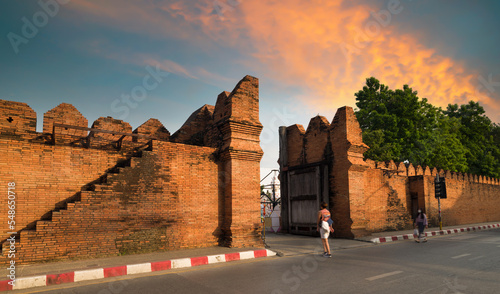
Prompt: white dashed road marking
<box><xmin>451</xmin><ymin>254</ymin><xmax>471</xmax><ymax>259</ymax></box>
<box><xmin>366</xmin><ymin>271</ymin><xmax>403</xmax><ymax>281</ymax></box>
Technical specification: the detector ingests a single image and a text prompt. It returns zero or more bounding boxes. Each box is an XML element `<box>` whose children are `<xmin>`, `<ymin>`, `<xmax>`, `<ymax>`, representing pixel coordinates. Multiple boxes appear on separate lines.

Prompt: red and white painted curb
<box><xmin>0</xmin><ymin>249</ymin><xmax>276</xmax><ymax>292</ymax></box>
<box><xmin>370</xmin><ymin>223</ymin><xmax>500</xmax><ymax>244</ymax></box>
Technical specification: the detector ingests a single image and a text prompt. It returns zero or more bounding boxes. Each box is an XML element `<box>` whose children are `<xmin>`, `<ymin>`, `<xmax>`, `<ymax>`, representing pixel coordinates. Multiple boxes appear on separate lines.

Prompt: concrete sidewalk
<box><xmin>263</xmin><ymin>232</ymin><xmax>374</xmax><ymax>257</ymax></box>
<box><xmin>1</xmin><ymin>221</ymin><xmax>498</xmax><ymax>292</ymax></box>
<box><xmin>356</xmin><ymin>221</ymin><xmax>500</xmax><ymax>243</ymax></box>
<box><xmin>0</xmin><ymin>247</ymin><xmax>276</xmax><ymax>292</ymax></box>
<box><xmin>263</xmin><ymin>221</ymin><xmax>500</xmax><ymax>256</ymax></box>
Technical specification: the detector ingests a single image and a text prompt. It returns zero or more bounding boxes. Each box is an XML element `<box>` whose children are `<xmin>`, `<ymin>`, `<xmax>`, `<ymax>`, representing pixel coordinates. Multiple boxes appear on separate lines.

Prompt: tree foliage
<box><xmin>444</xmin><ymin>101</ymin><xmax>500</xmax><ymax>178</ymax></box>
<box><xmin>355</xmin><ymin>77</ymin><xmax>499</xmax><ymax>178</ymax></box>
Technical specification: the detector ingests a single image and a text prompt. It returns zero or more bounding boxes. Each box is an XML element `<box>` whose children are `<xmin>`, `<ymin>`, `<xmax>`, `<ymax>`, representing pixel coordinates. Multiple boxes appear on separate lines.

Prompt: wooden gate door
<box><xmin>287</xmin><ymin>164</ymin><xmax>328</xmax><ymax>236</ymax></box>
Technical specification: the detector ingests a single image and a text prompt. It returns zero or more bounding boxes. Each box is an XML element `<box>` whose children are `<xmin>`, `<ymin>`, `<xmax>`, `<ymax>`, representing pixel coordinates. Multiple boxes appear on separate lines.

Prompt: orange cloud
<box><xmin>65</xmin><ymin>0</ymin><xmax>499</xmax><ymax>119</ymax></box>
<box><xmin>231</xmin><ymin>0</ymin><xmax>498</xmax><ymax>114</ymax></box>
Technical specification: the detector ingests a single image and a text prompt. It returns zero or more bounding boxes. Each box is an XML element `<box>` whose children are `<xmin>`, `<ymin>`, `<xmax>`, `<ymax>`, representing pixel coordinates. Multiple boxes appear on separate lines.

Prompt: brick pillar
<box><xmin>213</xmin><ymin>75</ymin><xmax>264</xmax><ymax>247</ymax></box>
<box><xmin>330</xmin><ymin>106</ymin><xmax>370</xmax><ymax>238</ymax></box>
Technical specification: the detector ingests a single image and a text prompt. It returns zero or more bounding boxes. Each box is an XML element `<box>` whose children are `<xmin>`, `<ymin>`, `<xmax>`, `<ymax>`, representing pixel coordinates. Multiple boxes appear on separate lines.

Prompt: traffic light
<box><xmin>434</xmin><ymin>175</ymin><xmax>447</xmax><ymax>199</ymax></box>
<box><xmin>434</xmin><ymin>175</ymin><xmax>441</xmax><ymax>198</ymax></box>
<box><xmin>439</xmin><ymin>178</ymin><xmax>447</xmax><ymax>199</ymax></box>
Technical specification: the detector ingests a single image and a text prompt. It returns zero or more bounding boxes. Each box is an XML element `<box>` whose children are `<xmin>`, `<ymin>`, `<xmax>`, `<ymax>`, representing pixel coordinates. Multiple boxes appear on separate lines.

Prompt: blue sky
<box><xmin>1</xmin><ymin>0</ymin><xmax>499</xmax><ymax>182</ymax></box>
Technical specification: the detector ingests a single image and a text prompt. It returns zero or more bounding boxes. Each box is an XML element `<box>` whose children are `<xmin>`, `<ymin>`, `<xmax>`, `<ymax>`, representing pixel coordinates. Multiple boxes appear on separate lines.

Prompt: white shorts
<box><xmin>320</xmin><ymin>227</ymin><xmax>330</xmax><ymax>239</ymax></box>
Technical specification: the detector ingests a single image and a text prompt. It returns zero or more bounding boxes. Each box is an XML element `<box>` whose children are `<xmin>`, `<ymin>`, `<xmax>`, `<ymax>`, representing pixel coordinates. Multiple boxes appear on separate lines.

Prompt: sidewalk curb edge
<box><xmin>0</xmin><ymin>249</ymin><xmax>277</xmax><ymax>291</ymax></box>
<box><xmin>370</xmin><ymin>223</ymin><xmax>500</xmax><ymax>244</ymax></box>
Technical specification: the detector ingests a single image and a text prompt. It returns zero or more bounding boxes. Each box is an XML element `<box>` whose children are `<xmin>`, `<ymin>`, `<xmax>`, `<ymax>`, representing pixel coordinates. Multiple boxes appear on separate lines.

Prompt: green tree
<box><xmin>444</xmin><ymin>101</ymin><xmax>500</xmax><ymax>178</ymax></box>
<box><xmin>410</xmin><ymin>115</ymin><xmax>468</xmax><ymax>172</ymax></box>
<box><xmin>355</xmin><ymin>77</ymin><xmax>467</xmax><ymax>172</ymax></box>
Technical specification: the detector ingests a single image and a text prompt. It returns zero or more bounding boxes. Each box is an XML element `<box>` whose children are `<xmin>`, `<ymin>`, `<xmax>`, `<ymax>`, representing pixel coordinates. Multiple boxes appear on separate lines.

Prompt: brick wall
<box><xmin>0</xmin><ymin>75</ymin><xmax>264</xmax><ymax>264</ymax></box>
<box><xmin>304</xmin><ymin>116</ymin><xmax>330</xmax><ymax>164</ymax></box>
<box><xmin>90</xmin><ymin>117</ymin><xmax>133</xmax><ymax>149</ymax></box>
<box><xmin>170</xmin><ymin>105</ymin><xmax>213</xmax><ymax>145</ymax></box>
<box><xmin>43</xmin><ymin>103</ymin><xmax>88</xmax><ymax>144</ymax></box>
<box><xmin>0</xmin><ymin>100</ymin><xmax>37</xmax><ymax>140</ymax></box>
<box><xmin>133</xmin><ymin>118</ymin><xmax>170</xmax><ymax>143</ymax></box>
<box><xmin>281</xmin><ymin>106</ymin><xmax>500</xmax><ymax>238</ymax></box>
<box><xmin>2</xmin><ymin>142</ymin><xmax>220</xmax><ymax>263</ymax></box>
<box><xmin>420</xmin><ymin>171</ymin><xmax>500</xmax><ymax>227</ymax></box>
<box><xmin>0</xmin><ymin>138</ymin><xmax>126</xmax><ymax>240</ymax></box>
<box><xmin>285</xmin><ymin>124</ymin><xmax>305</xmax><ymax>167</ymax></box>
<box><xmin>363</xmin><ymin>161</ymin><xmax>412</xmax><ymax>232</ymax></box>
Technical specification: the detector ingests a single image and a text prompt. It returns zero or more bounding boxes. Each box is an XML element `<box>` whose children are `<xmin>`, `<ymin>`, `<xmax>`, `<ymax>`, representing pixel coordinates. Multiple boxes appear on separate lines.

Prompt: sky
<box><xmin>1</xmin><ymin>0</ymin><xmax>500</xmax><ymax>185</ymax></box>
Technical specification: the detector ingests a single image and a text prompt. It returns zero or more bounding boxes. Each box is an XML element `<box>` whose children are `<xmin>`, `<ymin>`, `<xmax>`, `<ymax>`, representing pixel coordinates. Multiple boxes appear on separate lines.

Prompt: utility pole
<box><xmin>272</xmin><ymin>173</ymin><xmax>276</xmax><ymax>209</ymax></box>
<box><xmin>260</xmin><ymin>169</ymin><xmax>280</xmax><ymax>209</ymax></box>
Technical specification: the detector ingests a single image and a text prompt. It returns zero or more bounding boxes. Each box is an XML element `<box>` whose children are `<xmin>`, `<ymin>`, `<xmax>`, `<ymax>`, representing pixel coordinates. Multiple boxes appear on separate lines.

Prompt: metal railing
<box><xmin>51</xmin><ymin>123</ymin><xmax>157</xmax><ymax>150</ymax></box>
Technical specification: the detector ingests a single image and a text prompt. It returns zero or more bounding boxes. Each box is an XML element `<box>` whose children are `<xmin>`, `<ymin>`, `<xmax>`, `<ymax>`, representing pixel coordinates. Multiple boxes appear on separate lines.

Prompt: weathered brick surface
<box><xmin>215</xmin><ymin>77</ymin><xmax>260</xmax><ymax>125</ymax></box>
<box><xmin>363</xmin><ymin>167</ymin><xmax>412</xmax><ymax>232</ymax></box>
<box><xmin>0</xmin><ymin>139</ymin><xmax>126</xmax><ymax>240</ymax></box>
<box><xmin>43</xmin><ymin>103</ymin><xmax>88</xmax><ymax>144</ymax></box>
<box><xmin>0</xmin><ymin>100</ymin><xmax>37</xmax><ymax>140</ymax></box>
<box><xmin>89</xmin><ymin>117</ymin><xmax>133</xmax><ymax>149</ymax></box>
<box><xmin>210</xmin><ymin>75</ymin><xmax>264</xmax><ymax>247</ymax></box>
<box><xmin>286</xmin><ymin>124</ymin><xmax>305</xmax><ymax>166</ymax></box>
<box><xmin>419</xmin><ymin>173</ymin><xmax>500</xmax><ymax>227</ymax></box>
<box><xmin>0</xmin><ymin>75</ymin><xmax>264</xmax><ymax>264</ymax></box>
<box><xmin>1</xmin><ymin>142</ymin><xmax>220</xmax><ymax>264</ymax></box>
<box><xmin>330</xmin><ymin>107</ymin><xmax>370</xmax><ymax>238</ymax></box>
<box><xmin>171</xmin><ymin>105</ymin><xmax>213</xmax><ymax>145</ymax></box>
<box><xmin>133</xmin><ymin>118</ymin><xmax>170</xmax><ymax>143</ymax></box>
<box><xmin>281</xmin><ymin>105</ymin><xmax>500</xmax><ymax>238</ymax></box>
<box><xmin>304</xmin><ymin>116</ymin><xmax>330</xmax><ymax>164</ymax></box>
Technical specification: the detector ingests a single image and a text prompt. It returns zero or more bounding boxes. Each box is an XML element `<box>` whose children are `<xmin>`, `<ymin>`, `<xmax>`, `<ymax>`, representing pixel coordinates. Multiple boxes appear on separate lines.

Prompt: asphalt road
<box><xmin>19</xmin><ymin>229</ymin><xmax>500</xmax><ymax>294</ymax></box>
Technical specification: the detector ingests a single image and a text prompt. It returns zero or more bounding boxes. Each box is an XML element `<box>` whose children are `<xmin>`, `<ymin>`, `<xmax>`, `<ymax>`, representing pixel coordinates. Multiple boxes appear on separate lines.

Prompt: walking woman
<box><xmin>317</xmin><ymin>202</ymin><xmax>334</xmax><ymax>257</ymax></box>
<box><xmin>414</xmin><ymin>208</ymin><xmax>428</xmax><ymax>242</ymax></box>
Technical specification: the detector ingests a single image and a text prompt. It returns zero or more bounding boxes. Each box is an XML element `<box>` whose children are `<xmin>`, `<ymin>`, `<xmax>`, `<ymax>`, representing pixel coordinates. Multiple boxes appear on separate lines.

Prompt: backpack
<box><xmin>321</xmin><ymin>210</ymin><xmax>334</xmax><ymax>229</ymax></box>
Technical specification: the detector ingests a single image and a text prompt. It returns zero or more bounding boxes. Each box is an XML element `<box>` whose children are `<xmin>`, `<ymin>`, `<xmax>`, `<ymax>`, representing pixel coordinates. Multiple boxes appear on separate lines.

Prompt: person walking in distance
<box><xmin>415</xmin><ymin>208</ymin><xmax>428</xmax><ymax>242</ymax></box>
<box><xmin>317</xmin><ymin>202</ymin><xmax>334</xmax><ymax>257</ymax></box>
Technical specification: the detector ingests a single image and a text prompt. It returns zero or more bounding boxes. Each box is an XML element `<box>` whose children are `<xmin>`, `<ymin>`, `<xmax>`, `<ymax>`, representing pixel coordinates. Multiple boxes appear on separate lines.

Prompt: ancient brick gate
<box><xmin>280</xmin><ymin>107</ymin><xmax>500</xmax><ymax>238</ymax></box>
<box><xmin>0</xmin><ymin>75</ymin><xmax>264</xmax><ymax>265</ymax></box>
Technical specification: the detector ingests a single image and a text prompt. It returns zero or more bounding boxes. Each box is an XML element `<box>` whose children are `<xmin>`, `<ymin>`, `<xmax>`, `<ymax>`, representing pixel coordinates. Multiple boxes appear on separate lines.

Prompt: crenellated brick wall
<box><xmin>43</xmin><ymin>103</ymin><xmax>88</xmax><ymax>144</ymax></box>
<box><xmin>0</xmin><ymin>75</ymin><xmax>263</xmax><ymax>264</ymax></box>
<box><xmin>0</xmin><ymin>100</ymin><xmax>37</xmax><ymax>140</ymax></box>
<box><xmin>133</xmin><ymin>118</ymin><xmax>170</xmax><ymax>143</ymax></box>
<box><xmin>280</xmin><ymin>106</ymin><xmax>500</xmax><ymax>238</ymax></box>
